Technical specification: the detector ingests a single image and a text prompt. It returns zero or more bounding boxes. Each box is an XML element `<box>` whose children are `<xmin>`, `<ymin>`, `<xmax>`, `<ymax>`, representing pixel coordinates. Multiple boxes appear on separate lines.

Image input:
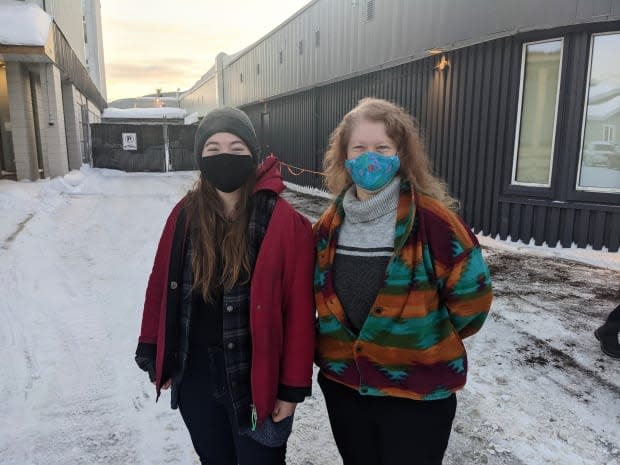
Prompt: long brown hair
<box><xmin>184</xmin><ymin>174</ymin><xmax>255</xmax><ymax>301</ymax></box>
<box><xmin>323</xmin><ymin>98</ymin><xmax>458</xmax><ymax>211</ymax></box>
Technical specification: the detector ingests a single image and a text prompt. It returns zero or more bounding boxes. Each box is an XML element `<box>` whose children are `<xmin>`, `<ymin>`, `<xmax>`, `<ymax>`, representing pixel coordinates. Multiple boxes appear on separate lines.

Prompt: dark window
<box><xmin>279</xmin><ymin>50</ymin><xmax>283</xmax><ymax>64</ymax></box>
<box><xmin>299</xmin><ymin>40</ymin><xmax>304</xmax><ymax>55</ymax></box>
<box><xmin>257</xmin><ymin>64</ymin><xmax>260</xmax><ymax>75</ymax></box>
<box><xmin>240</xmin><ymin>73</ymin><xmax>243</xmax><ymax>83</ymax></box>
<box><xmin>82</xmin><ymin>16</ymin><xmax>88</xmax><ymax>44</ymax></box>
<box><xmin>315</xmin><ymin>30</ymin><xmax>320</xmax><ymax>47</ymax></box>
<box><xmin>366</xmin><ymin>0</ymin><xmax>375</xmax><ymax>21</ymax></box>
<box><xmin>512</xmin><ymin>39</ymin><xmax>563</xmax><ymax>187</ymax></box>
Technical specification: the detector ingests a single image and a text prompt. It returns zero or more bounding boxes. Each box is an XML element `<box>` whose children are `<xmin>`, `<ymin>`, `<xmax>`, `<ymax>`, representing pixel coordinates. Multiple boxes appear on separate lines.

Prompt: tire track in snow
<box><xmin>1</xmin><ymin>212</ymin><xmax>35</xmax><ymax>249</ymax></box>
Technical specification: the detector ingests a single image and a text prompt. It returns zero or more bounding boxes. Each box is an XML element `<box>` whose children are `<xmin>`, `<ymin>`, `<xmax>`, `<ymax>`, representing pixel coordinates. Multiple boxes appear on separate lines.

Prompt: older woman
<box><xmin>314</xmin><ymin>98</ymin><xmax>493</xmax><ymax>465</ymax></box>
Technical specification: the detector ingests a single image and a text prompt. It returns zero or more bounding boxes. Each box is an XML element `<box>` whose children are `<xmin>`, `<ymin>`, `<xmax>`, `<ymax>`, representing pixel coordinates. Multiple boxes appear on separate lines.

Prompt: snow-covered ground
<box><xmin>1</xmin><ymin>168</ymin><xmax>618</xmax><ymax>465</ymax></box>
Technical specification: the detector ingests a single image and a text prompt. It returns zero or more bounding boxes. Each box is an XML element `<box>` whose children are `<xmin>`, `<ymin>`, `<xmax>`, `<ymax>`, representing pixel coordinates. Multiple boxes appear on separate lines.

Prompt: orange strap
<box><xmin>279</xmin><ymin>160</ymin><xmax>326</xmax><ymax>177</ymax></box>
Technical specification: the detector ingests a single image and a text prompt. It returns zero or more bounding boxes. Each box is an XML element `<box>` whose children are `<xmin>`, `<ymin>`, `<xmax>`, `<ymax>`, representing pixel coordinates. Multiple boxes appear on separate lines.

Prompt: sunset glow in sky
<box><xmin>101</xmin><ymin>0</ymin><xmax>310</xmax><ymax>101</ymax></box>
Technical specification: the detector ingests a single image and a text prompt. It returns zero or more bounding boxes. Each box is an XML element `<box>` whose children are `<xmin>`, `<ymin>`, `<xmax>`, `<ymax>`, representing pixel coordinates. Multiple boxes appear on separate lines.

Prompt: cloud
<box><xmin>101</xmin><ymin>0</ymin><xmax>311</xmax><ymax>100</ymax></box>
<box><xmin>105</xmin><ymin>59</ymin><xmax>207</xmax><ymax>99</ymax></box>
<box><xmin>107</xmin><ymin>59</ymin><xmax>202</xmax><ymax>80</ymax></box>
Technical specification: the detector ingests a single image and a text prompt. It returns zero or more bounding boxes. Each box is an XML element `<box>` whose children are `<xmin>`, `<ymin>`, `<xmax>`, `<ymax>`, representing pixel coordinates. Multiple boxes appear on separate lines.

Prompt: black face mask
<box><xmin>199</xmin><ymin>154</ymin><xmax>255</xmax><ymax>193</ymax></box>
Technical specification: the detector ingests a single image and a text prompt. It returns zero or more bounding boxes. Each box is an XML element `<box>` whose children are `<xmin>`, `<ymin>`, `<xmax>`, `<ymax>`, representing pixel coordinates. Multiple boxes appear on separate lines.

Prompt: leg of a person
<box><xmin>178</xmin><ymin>355</ymin><xmax>237</xmax><ymax>465</ymax></box>
<box><xmin>205</xmin><ymin>347</ymin><xmax>286</xmax><ymax>465</ymax></box>
<box><xmin>606</xmin><ymin>303</ymin><xmax>620</xmax><ymax>323</ymax></box>
<box><xmin>235</xmin><ymin>433</ymin><xmax>287</xmax><ymax>465</ymax></box>
<box><xmin>318</xmin><ymin>372</ymin><xmax>381</xmax><ymax>465</ymax></box>
<box><xmin>373</xmin><ymin>394</ymin><xmax>457</xmax><ymax>465</ymax></box>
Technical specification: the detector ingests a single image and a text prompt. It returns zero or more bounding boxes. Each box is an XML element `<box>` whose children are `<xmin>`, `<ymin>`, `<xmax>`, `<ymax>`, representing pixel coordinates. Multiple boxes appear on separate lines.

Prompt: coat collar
<box><xmin>314</xmin><ymin>180</ymin><xmax>417</xmax><ymax>331</ymax></box>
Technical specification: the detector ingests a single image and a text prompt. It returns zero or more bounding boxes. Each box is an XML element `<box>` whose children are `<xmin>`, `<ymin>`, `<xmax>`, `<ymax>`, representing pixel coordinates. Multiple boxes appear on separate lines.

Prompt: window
<box><xmin>315</xmin><ymin>30</ymin><xmax>320</xmax><ymax>47</ymax></box>
<box><xmin>299</xmin><ymin>40</ymin><xmax>304</xmax><ymax>55</ymax></box>
<box><xmin>279</xmin><ymin>50</ymin><xmax>283</xmax><ymax>64</ymax></box>
<box><xmin>603</xmin><ymin>125</ymin><xmax>615</xmax><ymax>142</ymax></box>
<box><xmin>257</xmin><ymin>64</ymin><xmax>260</xmax><ymax>75</ymax></box>
<box><xmin>366</xmin><ymin>0</ymin><xmax>375</xmax><ymax>21</ymax></box>
<box><xmin>577</xmin><ymin>32</ymin><xmax>620</xmax><ymax>192</ymax></box>
<box><xmin>512</xmin><ymin>39</ymin><xmax>563</xmax><ymax>186</ymax></box>
<box><xmin>240</xmin><ymin>73</ymin><xmax>243</xmax><ymax>83</ymax></box>
<box><xmin>82</xmin><ymin>16</ymin><xmax>88</xmax><ymax>44</ymax></box>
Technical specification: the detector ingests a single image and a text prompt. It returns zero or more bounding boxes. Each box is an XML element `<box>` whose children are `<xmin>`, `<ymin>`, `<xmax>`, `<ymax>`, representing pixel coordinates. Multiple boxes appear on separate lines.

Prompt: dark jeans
<box><xmin>178</xmin><ymin>348</ymin><xmax>286</xmax><ymax>465</ymax></box>
<box><xmin>319</xmin><ymin>371</ymin><xmax>456</xmax><ymax>465</ymax></box>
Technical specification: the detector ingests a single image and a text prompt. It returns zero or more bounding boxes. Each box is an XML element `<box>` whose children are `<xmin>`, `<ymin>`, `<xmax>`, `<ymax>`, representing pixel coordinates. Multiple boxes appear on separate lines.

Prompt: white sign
<box><xmin>122</xmin><ymin>133</ymin><xmax>137</xmax><ymax>151</ymax></box>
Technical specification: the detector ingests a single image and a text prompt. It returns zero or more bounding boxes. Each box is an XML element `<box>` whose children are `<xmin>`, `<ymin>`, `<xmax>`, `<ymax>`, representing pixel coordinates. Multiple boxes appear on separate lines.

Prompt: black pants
<box><xmin>607</xmin><ymin>304</ymin><xmax>620</xmax><ymax>323</ymax></box>
<box><xmin>319</xmin><ymin>372</ymin><xmax>456</xmax><ymax>465</ymax></box>
<box><xmin>178</xmin><ymin>348</ymin><xmax>286</xmax><ymax>465</ymax></box>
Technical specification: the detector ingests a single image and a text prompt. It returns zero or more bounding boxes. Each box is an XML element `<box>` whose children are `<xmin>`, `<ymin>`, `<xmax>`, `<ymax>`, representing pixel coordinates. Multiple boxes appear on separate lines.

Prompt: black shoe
<box><xmin>594</xmin><ymin>324</ymin><xmax>620</xmax><ymax>359</ymax></box>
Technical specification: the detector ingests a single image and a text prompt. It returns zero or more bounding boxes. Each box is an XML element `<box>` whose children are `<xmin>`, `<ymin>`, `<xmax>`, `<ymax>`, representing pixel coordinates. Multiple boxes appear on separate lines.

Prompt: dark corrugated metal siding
<box><xmin>241</xmin><ymin>22</ymin><xmax>620</xmax><ymax>251</ymax></box>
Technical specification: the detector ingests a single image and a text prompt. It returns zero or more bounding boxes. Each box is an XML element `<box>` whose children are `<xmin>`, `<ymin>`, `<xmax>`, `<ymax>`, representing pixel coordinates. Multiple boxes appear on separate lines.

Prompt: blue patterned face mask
<box><xmin>344</xmin><ymin>152</ymin><xmax>400</xmax><ymax>192</ymax></box>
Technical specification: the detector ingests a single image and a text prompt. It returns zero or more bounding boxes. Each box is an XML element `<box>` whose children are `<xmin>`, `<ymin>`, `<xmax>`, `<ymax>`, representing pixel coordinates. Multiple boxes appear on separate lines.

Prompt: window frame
<box><xmin>511</xmin><ymin>37</ymin><xmax>565</xmax><ymax>188</ymax></box>
<box><xmin>575</xmin><ymin>30</ymin><xmax>620</xmax><ymax>194</ymax></box>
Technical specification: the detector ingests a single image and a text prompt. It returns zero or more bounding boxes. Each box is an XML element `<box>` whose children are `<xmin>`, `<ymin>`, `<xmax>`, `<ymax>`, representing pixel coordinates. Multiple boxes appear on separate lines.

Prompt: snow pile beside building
<box><xmin>0</xmin><ymin>2</ymin><xmax>52</xmax><ymax>46</ymax></box>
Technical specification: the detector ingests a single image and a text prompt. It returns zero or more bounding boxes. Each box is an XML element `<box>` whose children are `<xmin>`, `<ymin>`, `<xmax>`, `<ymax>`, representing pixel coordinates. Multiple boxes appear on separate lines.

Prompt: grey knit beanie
<box><xmin>194</xmin><ymin>107</ymin><xmax>260</xmax><ymax>165</ymax></box>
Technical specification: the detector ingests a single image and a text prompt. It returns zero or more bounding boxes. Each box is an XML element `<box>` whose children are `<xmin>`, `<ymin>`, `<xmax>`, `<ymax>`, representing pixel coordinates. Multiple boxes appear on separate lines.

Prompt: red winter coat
<box><xmin>137</xmin><ymin>156</ymin><xmax>316</xmax><ymax>425</ymax></box>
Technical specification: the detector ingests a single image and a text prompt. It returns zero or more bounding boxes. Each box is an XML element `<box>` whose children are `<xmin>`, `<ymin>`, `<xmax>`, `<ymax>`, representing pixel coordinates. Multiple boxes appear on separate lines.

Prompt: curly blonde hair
<box><xmin>323</xmin><ymin>97</ymin><xmax>459</xmax><ymax>211</ymax></box>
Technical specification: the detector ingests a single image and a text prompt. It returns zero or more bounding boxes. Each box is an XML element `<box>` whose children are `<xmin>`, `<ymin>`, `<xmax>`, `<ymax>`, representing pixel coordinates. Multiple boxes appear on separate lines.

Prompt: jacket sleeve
<box><xmin>442</xmin><ymin>242</ymin><xmax>493</xmax><ymax>339</ymax></box>
<box><xmin>136</xmin><ymin>204</ymin><xmax>180</xmax><ymax>348</ymax></box>
<box><xmin>278</xmin><ymin>211</ymin><xmax>316</xmax><ymax>402</ymax></box>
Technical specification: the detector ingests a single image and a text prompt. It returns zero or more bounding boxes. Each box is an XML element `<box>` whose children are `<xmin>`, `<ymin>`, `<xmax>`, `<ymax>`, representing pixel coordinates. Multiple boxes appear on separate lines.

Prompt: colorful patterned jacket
<box><xmin>314</xmin><ymin>181</ymin><xmax>493</xmax><ymax>400</ymax></box>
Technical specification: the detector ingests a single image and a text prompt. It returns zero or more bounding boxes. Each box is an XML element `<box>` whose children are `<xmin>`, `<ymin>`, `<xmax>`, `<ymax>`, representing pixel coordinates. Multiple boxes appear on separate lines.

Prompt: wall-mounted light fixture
<box><xmin>435</xmin><ymin>55</ymin><xmax>449</xmax><ymax>71</ymax></box>
<box><xmin>427</xmin><ymin>48</ymin><xmax>443</xmax><ymax>56</ymax></box>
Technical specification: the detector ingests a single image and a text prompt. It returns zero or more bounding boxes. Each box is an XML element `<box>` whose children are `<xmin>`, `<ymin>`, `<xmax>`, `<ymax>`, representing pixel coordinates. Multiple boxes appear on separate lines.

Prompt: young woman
<box><xmin>314</xmin><ymin>98</ymin><xmax>493</xmax><ymax>465</ymax></box>
<box><xmin>135</xmin><ymin>107</ymin><xmax>316</xmax><ymax>465</ymax></box>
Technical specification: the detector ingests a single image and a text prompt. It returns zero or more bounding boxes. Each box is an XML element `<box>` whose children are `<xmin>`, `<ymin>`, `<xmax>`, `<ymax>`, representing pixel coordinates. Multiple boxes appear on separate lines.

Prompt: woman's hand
<box><xmin>152</xmin><ymin>379</ymin><xmax>172</xmax><ymax>390</ymax></box>
<box><xmin>271</xmin><ymin>399</ymin><xmax>297</xmax><ymax>422</ymax></box>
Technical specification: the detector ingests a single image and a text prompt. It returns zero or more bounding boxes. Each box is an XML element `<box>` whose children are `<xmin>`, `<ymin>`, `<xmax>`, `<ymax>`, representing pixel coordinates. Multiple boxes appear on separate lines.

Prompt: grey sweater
<box><xmin>333</xmin><ymin>177</ymin><xmax>400</xmax><ymax>331</ymax></box>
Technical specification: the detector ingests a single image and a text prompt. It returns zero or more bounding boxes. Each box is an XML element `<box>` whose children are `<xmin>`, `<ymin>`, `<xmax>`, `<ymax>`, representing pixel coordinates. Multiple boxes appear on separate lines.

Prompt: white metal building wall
<box><xmin>34</xmin><ymin>0</ymin><xmax>86</xmax><ymax>66</ymax></box>
<box><xmin>82</xmin><ymin>0</ymin><xmax>107</xmax><ymax>99</ymax></box>
<box><xmin>221</xmin><ymin>0</ymin><xmax>620</xmax><ymax>108</ymax></box>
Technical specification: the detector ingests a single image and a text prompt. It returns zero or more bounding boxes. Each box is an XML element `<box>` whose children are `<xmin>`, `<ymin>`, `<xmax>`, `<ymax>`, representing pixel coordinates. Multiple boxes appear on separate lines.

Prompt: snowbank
<box><xmin>283</xmin><ymin>181</ymin><xmax>333</xmax><ymax>199</ymax></box>
<box><xmin>102</xmin><ymin>107</ymin><xmax>187</xmax><ymax>120</ymax></box>
<box><xmin>477</xmin><ymin>234</ymin><xmax>620</xmax><ymax>271</ymax></box>
<box><xmin>0</xmin><ymin>2</ymin><xmax>52</xmax><ymax>46</ymax></box>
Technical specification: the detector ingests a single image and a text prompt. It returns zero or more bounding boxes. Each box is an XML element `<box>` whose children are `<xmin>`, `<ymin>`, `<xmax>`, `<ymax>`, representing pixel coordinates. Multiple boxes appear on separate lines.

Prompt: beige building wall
<box><xmin>6</xmin><ymin>62</ymin><xmax>39</xmax><ymax>180</ymax></box>
<box><xmin>62</xmin><ymin>82</ymin><xmax>82</xmax><ymax>170</ymax></box>
<box><xmin>38</xmin><ymin>63</ymin><xmax>69</xmax><ymax>177</ymax></box>
<box><xmin>0</xmin><ymin>65</ymin><xmax>15</xmax><ymax>172</ymax></box>
<box><xmin>83</xmin><ymin>0</ymin><xmax>107</xmax><ymax>98</ymax></box>
<box><xmin>1</xmin><ymin>2</ymin><xmax>106</xmax><ymax>180</ymax></box>
<box><xmin>38</xmin><ymin>0</ymin><xmax>86</xmax><ymax>65</ymax></box>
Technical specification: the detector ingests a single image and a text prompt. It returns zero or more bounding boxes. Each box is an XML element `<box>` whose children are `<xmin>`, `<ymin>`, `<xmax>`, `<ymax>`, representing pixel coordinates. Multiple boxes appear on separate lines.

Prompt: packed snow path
<box><xmin>0</xmin><ymin>168</ymin><xmax>618</xmax><ymax>465</ymax></box>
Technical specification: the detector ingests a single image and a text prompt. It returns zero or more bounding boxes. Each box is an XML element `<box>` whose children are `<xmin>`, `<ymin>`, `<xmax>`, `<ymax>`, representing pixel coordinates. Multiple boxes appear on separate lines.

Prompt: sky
<box><xmin>101</xmin><ymin>0</ymin><xmax>310</xmax><ymax>102</ymax></box>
